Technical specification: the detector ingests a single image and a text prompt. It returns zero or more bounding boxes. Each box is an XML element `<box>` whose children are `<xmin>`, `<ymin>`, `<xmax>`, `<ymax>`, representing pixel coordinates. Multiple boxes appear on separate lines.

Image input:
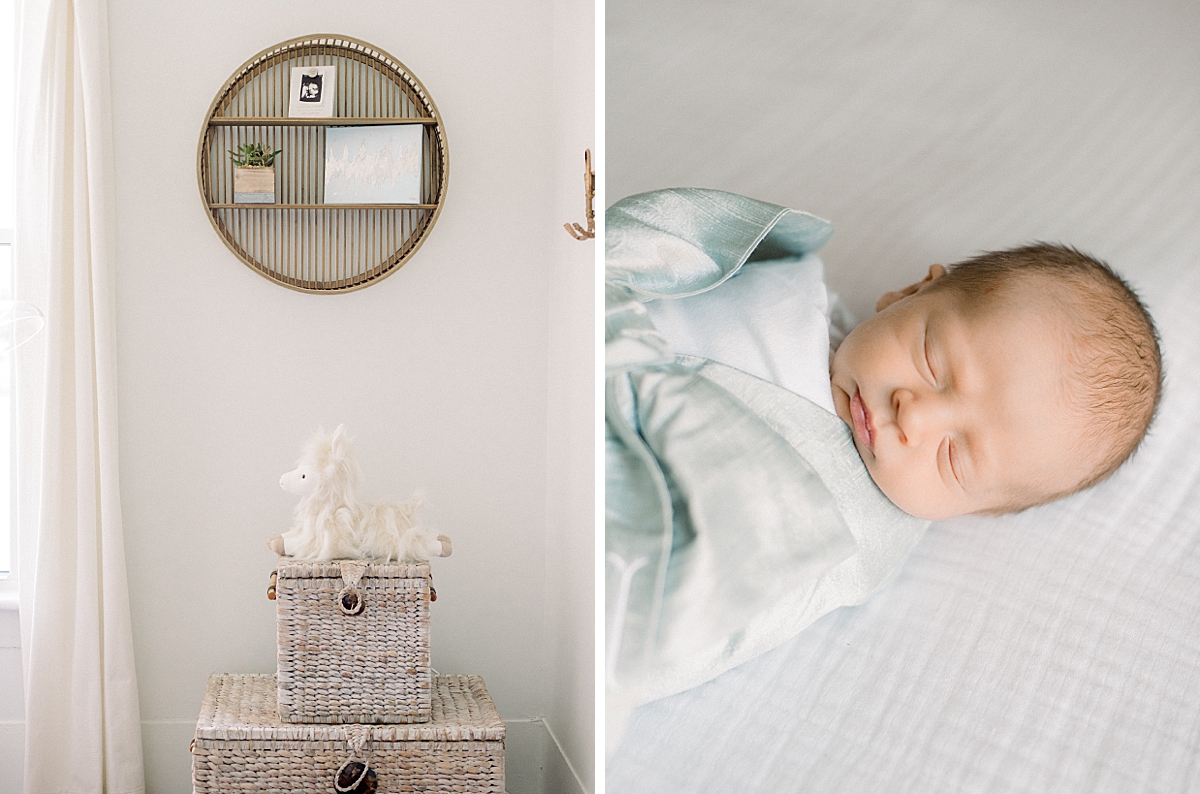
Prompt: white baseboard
<box><xmin>505</xmin><ymin>718</ymin><xmax>589</xmax><ymax>794</ymax></box>
<box><xmin>541</xmin><ymin>718</ymin><xmax>590</xmax><ymax>794</ymax></box>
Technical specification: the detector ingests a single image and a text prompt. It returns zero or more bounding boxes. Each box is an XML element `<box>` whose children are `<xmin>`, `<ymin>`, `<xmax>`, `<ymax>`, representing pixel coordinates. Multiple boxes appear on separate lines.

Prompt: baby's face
<box><xmin>829</xmin><ymin>271</ymin><xmax>1092</xmax><ymax>520</ymax></box>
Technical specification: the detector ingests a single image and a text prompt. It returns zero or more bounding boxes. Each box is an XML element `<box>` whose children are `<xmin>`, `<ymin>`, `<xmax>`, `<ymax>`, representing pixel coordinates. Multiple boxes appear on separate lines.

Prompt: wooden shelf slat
<box><xmin>210</xmin><ymin>203</ymin><xmax>438</xmax><ymax>209</ymax></box>
<box><xmin>209</xmin><ymin>117</ymin><xmax>436</xmax><ymax>126</ymax></box>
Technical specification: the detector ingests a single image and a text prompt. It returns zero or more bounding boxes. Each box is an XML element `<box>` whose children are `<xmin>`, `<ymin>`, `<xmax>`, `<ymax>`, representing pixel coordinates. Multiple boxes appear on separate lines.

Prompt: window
<box><xmin>1</xmin><ymin>0</ymin><xmax>16</xmax><ymax>578</ymax></box>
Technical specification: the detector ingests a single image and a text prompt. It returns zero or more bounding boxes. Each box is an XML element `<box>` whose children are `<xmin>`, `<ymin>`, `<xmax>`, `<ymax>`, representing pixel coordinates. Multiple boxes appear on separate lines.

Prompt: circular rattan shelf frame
<box><xmin>198</xmin><ymin>35</ymin><xmax>448</xmax><ymax>293</ymax></box>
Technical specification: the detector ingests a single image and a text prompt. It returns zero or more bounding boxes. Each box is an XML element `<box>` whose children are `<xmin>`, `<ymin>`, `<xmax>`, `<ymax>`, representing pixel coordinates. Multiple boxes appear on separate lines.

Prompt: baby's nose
<box><xmin>894</xmin><ymin>389</ymin><xmax>951</xmax><ymax>446</ymax></box>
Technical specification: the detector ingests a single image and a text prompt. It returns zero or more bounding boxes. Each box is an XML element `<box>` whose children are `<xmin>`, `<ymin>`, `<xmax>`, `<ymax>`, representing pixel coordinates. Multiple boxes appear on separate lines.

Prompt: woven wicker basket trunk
<box><xmin>193</xmin><ymin>674</ymin><xmax>505</xmax><ymax>793</ymax></box>
<box><xmin>275</xmin><ymin>558</ymin><xmax>431</xmax><ymax>723</ymax></box>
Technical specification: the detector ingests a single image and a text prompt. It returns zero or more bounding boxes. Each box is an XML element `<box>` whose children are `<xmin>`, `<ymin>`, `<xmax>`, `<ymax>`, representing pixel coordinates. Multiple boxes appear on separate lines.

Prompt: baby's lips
<box><xmin>851</xmin><ymin>388</ymin><xmax>875</xmax><ymax>454</ymax></box>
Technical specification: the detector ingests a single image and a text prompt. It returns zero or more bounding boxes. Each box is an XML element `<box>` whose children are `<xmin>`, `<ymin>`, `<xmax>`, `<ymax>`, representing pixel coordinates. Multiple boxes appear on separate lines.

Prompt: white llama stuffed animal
<box><xmin>267</xmin><ymin>425</ymin><xmax>452</xmax><ymax>562</ymax></box>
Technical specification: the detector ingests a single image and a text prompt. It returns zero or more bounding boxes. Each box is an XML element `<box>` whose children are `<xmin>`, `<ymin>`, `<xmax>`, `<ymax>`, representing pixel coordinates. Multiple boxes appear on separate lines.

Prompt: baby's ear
<box><xmin>876</xmin><ymin>264</ymin><xmax>947</xmax><ymax>313</ymax></box>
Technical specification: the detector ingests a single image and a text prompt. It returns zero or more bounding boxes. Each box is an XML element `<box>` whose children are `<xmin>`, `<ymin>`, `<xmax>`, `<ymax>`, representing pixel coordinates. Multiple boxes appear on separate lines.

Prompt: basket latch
<box><xmin>334</xmin><ymin>727</ymin><xmax>377</xmax><ymax>793</ymax></box>
<box><xmin>337</xmin><ymin>561</ymin><xmax>368</xmax><ymax>616</ymax></box>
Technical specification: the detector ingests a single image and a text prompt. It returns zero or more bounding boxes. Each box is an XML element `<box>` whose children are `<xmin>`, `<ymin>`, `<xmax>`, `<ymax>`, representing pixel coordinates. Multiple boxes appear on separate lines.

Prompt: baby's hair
<box><xmin>930</xmin><ymin>242</ymin><xmax>1163</xmax><ymax>511</ymax></box>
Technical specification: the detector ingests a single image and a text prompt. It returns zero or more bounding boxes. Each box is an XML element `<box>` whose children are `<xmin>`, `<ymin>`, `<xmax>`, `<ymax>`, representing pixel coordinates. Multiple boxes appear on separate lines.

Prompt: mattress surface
<box><xmin>607</xmin><ymin>1</ymin><xmax>1200</xmax><ymax>791</ymax></box>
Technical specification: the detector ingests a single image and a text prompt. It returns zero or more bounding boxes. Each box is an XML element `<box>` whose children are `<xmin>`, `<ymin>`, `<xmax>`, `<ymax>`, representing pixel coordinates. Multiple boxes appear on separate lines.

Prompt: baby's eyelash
<box><xmin>948</xmin><ymin>441</ymin><xmax>962</xmax><ymax>486</ymax></box>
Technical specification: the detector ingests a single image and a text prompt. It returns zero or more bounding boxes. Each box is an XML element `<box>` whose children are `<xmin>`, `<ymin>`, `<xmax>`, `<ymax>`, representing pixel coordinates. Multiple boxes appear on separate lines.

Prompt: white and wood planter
<box><xmin>233</xmin><ymin>165</ymin><xmax>276</xmax><ymax>204</ymax></box>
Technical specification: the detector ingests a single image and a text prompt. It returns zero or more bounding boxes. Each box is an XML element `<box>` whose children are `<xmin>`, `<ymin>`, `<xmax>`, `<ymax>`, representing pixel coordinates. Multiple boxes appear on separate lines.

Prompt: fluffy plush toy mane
<box><xmin>267</xmin><ymin>425</ymin><xmax>452</xmax><ymax>562</ymax></box>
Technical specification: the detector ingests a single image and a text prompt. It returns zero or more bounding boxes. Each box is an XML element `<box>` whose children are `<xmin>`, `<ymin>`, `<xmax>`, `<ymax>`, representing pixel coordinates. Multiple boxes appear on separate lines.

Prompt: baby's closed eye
<box><xmin>922</xmin><ymin>326</ymin><xmax>937</xmax><ymax>385</ymax></box>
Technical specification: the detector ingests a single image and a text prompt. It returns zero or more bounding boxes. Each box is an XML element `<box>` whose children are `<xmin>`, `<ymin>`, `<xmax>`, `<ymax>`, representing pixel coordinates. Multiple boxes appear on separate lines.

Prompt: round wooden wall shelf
<box><xmin>198</xmin><ymin>35</ymin><xmax>448</xmax><ymax>292</ymax></box>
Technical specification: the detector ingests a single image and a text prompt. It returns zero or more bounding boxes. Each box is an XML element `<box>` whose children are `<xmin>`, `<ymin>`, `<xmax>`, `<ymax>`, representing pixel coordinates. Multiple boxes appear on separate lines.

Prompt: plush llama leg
<box><xmin>396</xmin><ymin>526</ymin><xmax>452</xmax><ymax>562</ymax></box>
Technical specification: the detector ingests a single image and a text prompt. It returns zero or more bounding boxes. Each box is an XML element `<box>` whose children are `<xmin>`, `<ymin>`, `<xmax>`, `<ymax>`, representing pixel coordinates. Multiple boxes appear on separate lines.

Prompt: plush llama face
<box><xmin>279</xmin><ymin>463</ymin><xmax>319</xmax><ymax>497</ymax></box>
<box><xmin>279</xmin><ymin>425</ymin><xmax>358</xmax><ymax>504</ymax></box>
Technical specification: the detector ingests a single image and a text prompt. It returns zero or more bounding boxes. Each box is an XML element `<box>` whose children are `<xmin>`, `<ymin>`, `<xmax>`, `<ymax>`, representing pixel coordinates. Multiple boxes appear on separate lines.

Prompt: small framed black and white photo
<box><xmin>288</xmin><ymin>65</ymin><xmax>337</xmax><ymax>118</ymax></box>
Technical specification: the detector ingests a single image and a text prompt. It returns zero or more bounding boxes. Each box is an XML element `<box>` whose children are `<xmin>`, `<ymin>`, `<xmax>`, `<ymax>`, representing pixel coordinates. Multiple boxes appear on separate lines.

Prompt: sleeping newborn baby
<box><xmin>651</xmin><ymin>242</ymin><xmax>1162</xmax><ymax>521</ymax></box>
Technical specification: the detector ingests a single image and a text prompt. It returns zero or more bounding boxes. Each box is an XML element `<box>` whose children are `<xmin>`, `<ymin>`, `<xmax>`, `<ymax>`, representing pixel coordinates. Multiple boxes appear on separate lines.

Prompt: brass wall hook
<box><xmin>564</xmin><ymin>149</ymin><xmax>596</xmax><ymax>240</ymax></box>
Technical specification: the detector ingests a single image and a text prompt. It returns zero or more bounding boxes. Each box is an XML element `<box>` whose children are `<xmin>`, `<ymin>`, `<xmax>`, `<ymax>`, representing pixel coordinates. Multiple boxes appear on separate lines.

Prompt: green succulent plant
<box><xmin>229</xmin><ymin>142</ymin><xmax>283</xmax><ymax>168</ymax></box>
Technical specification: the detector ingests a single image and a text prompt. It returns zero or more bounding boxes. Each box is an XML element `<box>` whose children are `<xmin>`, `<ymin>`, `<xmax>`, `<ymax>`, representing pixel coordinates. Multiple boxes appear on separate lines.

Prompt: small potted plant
<box><xmin>231</xmin><ymin>142</ymin><xmax>283</xmax><ymax>204</ymax></box>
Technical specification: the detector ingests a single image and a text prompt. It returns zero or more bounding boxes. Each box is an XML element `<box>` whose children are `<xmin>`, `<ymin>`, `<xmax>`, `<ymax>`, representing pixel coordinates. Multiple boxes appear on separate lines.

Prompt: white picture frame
<box><xmin>288</xmin><ymin>65</ymin><xmax>337</xmax><ymax>118</ymax></box>
<box><xmin>323</xmin><ymin>124</ymin><xmax>424</xmax><ymax>205</ymax></box>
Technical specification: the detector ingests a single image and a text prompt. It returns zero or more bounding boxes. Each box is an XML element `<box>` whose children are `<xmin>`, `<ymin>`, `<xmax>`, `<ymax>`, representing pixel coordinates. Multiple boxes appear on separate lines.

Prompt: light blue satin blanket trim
<box><xmin>605</xmin><ymin>189</ymin><xmax>929</xmax><ymax>723</ymax></box>
<box><xmin>606</xmin><ymin>187</ymin><xmax>835</xmax><ymax>300</ymax></box>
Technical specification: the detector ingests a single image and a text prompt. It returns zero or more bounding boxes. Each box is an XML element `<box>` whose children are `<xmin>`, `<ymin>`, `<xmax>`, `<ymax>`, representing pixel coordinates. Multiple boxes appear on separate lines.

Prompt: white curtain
<box><xmin>14</xmin><ymin>0</ymin><xmax>145</xmax><ymax>790</ymax></box>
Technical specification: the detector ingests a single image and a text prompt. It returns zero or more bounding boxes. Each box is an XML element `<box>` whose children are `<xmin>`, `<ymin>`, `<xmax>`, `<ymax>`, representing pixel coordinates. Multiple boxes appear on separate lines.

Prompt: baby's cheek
<box><xmin>866</xmin><ymin>460</ymin><xmax>953</xmax><ymax>521</ymax></box>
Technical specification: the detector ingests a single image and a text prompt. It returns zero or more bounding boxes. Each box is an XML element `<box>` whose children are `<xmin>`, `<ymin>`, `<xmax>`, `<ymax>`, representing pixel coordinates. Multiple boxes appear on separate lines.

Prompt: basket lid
<box><xmin>275</xmin><ymin>557</ymin><xmax>430</xmax><ymax>580</ymax></box>
<box><xmin>195</xmin><ymin>673</ymin><xmax>504</xmax><ymax>742</ymax></box>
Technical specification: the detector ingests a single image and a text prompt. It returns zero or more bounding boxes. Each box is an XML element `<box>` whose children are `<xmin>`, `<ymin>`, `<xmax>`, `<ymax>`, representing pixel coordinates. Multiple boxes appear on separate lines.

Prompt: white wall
<box><xmin>93</xmin><ymin>1</ymin><xmax>591</xmax><ymax>791</ymax></box>
<box><xmin>545</xmin><ymin>0</ymin><xmax>597</xmax><ymax>790</ymax></box>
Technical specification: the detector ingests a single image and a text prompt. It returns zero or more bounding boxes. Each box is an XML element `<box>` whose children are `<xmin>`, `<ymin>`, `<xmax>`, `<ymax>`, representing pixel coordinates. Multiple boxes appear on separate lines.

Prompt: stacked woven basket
<box><xmin>191</xmin><ymin>558</ymin><xmax>505</xmax><ymax>793</ymax></box>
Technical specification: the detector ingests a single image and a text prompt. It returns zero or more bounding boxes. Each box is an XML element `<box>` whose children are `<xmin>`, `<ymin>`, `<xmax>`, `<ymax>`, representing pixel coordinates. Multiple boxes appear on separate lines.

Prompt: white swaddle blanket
<box><xmin>606</xmin><ymin>188</ymin><xmax>929</xmax><ymax>750</ymax></box>
<box><xmin>645</xmin><ymin>254</ymin><xmax>853</xmax><ymax>412</ymax></box>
